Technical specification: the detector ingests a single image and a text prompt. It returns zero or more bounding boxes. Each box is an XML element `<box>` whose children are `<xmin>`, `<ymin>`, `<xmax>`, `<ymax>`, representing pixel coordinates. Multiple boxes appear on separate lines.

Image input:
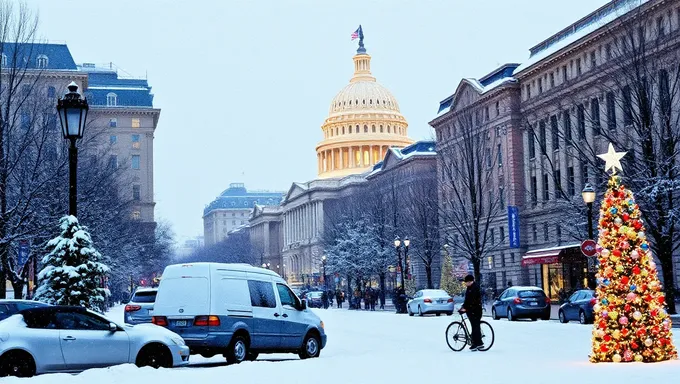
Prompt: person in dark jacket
<box><xmin>459</xmin><ymin>274</ymin><xmax>483</xmax><ymax>351</ymax></box>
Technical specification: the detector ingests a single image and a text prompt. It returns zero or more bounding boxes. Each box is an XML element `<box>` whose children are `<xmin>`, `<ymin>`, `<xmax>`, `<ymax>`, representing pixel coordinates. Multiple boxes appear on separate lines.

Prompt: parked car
<box><xmin>0</xmin><ymin>305</ymin><xmax>189</xmax><ymax>377</ymax></box>
<box><xmin>558</xmin><ymin>289</ymin><xmax>596</xmax><ymax>324</ymax></box>
<box><xmin>491</xmin><ymin>286</ymin><xmax>551</xmax><ymax>321</ymax></box>
<box><xmin>0</xmin><ymin>300</ymin><xmax>49</xmax><ymax>322</ymax></box>
<box><xmin>152</xmin><ymin>262</ymin><xmax>327</xmax><ymax>363</ymax></box>
<box><xmin>124</xmin><ymin>288</ymin><xmax>158</xmax><ymax>325</ymax></box>
<box><xmin>305</xmin><ymin>291</ymin><xmax>324</xmax><ymax>308</ymax></box>
<box><xmin>406</xmin><ymin>289</ymin><xmax>454</xmax><ymax>316</ymax></box>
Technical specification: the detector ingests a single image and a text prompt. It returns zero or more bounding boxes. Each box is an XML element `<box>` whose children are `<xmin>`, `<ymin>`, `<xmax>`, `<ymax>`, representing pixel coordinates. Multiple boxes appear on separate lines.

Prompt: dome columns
<box><xmin>317</xmin><ymin>144</ymin><xmax>392</xmax><ymax>177</ymax></box>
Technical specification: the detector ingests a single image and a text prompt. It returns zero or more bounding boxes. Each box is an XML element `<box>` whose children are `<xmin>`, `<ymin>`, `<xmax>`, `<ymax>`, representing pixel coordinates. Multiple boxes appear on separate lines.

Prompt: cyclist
<box><xmin>459</xmin><ymin>274</ymin><xmax>483</xmax><ymax>351</ymax></box>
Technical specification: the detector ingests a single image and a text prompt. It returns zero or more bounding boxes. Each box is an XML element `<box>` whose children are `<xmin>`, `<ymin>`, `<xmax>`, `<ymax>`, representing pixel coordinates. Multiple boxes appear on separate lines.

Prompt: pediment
<box><xmin>283</xmin><ymin>182</ymin><xmax>308</xmax><ymax>202</ymax></box>
<box><xmin>450</xmin><ymin>79</ymin><xmax>482</xmax><ymax>112</ymax></box>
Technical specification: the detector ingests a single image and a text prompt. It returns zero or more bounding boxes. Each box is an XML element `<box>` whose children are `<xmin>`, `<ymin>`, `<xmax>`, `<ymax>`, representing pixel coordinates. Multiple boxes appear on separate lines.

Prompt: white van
<box><xmin>152</xmin><ymin>263</ymin><xmax>326</xmax><ymax>363</ymax></box>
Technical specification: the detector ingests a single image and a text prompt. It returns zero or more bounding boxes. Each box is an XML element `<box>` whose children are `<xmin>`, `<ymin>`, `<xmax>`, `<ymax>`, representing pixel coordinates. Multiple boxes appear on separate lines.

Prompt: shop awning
<box><xmin>522</xmin><ymin>243</ymin><xmax>580</xmax><ymax>267</ymax></box>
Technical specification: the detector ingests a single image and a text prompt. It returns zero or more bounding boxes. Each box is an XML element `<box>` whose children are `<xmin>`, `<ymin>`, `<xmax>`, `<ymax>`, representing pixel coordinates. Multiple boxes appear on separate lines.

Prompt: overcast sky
<box><xmin>26</xmin><ymin>0</ymin><xmax>609</xmax><ymax>241</ymax></box>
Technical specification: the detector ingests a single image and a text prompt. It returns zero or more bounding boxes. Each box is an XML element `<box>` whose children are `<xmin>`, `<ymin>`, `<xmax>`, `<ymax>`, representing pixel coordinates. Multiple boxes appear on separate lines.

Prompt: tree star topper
<box><xmin>597</xmin><ymin>143</ymin><xmax>627</xmax><ymax>174</ymax></box>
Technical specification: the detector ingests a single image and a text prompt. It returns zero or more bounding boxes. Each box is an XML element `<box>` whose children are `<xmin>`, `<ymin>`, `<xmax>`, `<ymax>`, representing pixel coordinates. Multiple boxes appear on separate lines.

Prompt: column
<box><xmin>330</xmin><ymin>150</ymin><xmax>335</xmax><ymax>171</ymax></box>
<box><xmin>359</xmin><ymin>146</ymin><xmax>364</xmax><ymax>166</ymax></box>
<box><xmin>317</xmin><ymin>153</ymin><xmax>321</xmax><ymax>174</ymax></box>
<box><xmin>349</xmin><ymin>147</ymin><xmax>354</xmax><ymax>168</ymax></box>
<box><xmin>339</xmin><ymin>148</ymin><xmax>344</xmax><ymax>170</ymax></box>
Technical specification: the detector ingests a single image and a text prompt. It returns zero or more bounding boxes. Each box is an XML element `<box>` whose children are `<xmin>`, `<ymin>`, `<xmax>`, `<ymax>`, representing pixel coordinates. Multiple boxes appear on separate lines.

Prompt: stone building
<box><xmin>433</xmin><ymin>0</ymin><xmax>680</xmax><ymax>299</ymax></box>
<box><xmin>203</xmin><ymin>183</ymin><xmax>284</xmax><ymax>246</ymax></box>
<box><xmin>249</xmin><ymin>204</ymin><xmax>284</xmax><ymax>275</ymax></box>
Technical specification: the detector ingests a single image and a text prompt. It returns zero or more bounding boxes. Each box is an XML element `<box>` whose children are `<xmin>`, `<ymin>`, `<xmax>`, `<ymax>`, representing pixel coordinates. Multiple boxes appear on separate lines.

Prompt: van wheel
<box><xmin>298</xmin><ymin>333</ymin><xmax>321</xmax><ymax>359</ymax></box>
<box><xmin>225</xmin><ymin>335</ymin><xmax>248</xmax><ymax>364</ymax></box>
<box><xmin>246</xmin><ymin>352</ymin><xmax>259</xmax><ymax>361</ymax></box>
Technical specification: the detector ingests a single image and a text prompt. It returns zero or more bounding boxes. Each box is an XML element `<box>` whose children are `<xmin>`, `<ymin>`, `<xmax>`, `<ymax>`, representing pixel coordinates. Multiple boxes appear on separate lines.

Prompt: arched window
<box><xmin>355</xmin><ymin>125</ymin><xmax>359</xmax><ymax>133</ymax></box>
<box><xmin>342</xmin><ymin>126</ymin><xmax>345</xmax><ymax>134</ymax></box>
<box><xmin>1</xmin><ymin>53</ymin><xmax>7</xmax><ymax>67</ymax></box>
<box><xmin>47</xmin><ymin>86</ymin><xmax>56</xmax><ymax>98</ymax></box>
<box><xmin>380</xmin><ymin>125</ymin><xmax>384</xmax><ymax>133</ymax></box>
<box><xmin>372</xmin><ymin>125</ymin><xmax>376</xmax><ymax>133</ymax></box>
<box><xmin>388</xmin><ymin>125</ymin><xmax>391</xmax><ymax>133</ymax></box>
<box><xmin>106</xmin><ymin>93</ymin><xmax>117</xmax><ymax>106</ymax></box>
<box><xmin>370</xmin><ymin>99</ymin><xmax>373</xmax><ymax>105</ymax></box>
<box><xmin>36</xmin><ymin>55</ymin><xmax>48</xmax><ymax>69</ymax></box>
<box><xmin>364</xmin><ymin>125</ymin><xmax>368</xmax><ymax>133</ymax></box>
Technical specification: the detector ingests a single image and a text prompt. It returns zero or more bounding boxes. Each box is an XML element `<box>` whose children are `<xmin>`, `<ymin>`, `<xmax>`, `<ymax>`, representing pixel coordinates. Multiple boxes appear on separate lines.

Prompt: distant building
<box><xmin>249</xmin><ymin>205</ymin><xmax>284</xmax><ymax>275</ymax></box>
<box><xmin>203</xmin><ymin>183</ymin><xmax>284</xmax><ymax>246</ymax></box>
<box><xmin>175</xmin><ymin>236</ymin><xmax>205</xmax><ymax>259</ymax></box>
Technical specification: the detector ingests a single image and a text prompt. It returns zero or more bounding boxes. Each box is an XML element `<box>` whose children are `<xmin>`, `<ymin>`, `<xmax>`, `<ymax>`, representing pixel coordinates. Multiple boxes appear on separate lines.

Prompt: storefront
<box><xmin>522</xmin><ymin>244</ymin><xmax>590</xmax><ymax>302</ymax></box>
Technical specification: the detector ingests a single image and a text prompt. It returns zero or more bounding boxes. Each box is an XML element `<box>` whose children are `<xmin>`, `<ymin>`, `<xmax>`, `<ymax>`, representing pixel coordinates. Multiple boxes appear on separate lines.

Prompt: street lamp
<box><xmin>582</xmin><ymin>183</ymin><xmax>596</xmax><ymax>288</ymax></box>
<box><xmin>56</xmin><ymin>82</ymin><xmax>88</xmax><ymax>216</ymax></box>
<box><xmin>321</xmin><ymin>255</ymin><xmax>327</xmax><ymax>292</ymax></box>
<box><xmin>394</xmin><ymin>236</ymin><xmax>405</xmax><ymax>289</ymax></box>
<box><xmin>403</xmin><ymin>236</ymin><xmax>411</xmax><ymax>280</ymax></box>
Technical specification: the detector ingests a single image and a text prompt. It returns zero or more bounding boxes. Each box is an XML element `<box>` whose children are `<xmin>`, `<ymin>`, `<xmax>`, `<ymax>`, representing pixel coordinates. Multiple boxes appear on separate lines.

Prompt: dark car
<box><xmin>305</xmin><ymin>291</ymin><xmax>324</xmax><ymax>308</ymax></box>
<box><xmin>558</xmin><ymin>289</ymin><xmax>596</xmax><ymax>324</ymax></box>
<box><xmin>0</xmin><ymin>300</ymin><xmax>48</xmax><ymax>321</ymax></box>
<box><xmin>491</xmin><ymin>286</ymin><xmax>551</xmax><ymax>321</ymax></box>
<box><xmin>124</xmin><ymin>287</ymin><xmax>157</xmax><ymax>324</ymax></box>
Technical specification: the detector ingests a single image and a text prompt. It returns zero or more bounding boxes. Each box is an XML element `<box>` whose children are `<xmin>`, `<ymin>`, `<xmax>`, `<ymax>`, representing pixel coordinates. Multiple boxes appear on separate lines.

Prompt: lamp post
<box><xmin>322</xmin><ymin>255</ymin><xmax>327</xmax><ymax>292</ymax></box>
<box><xmin>56</xmin><ymin>82</ymin><xmax>89</xmax><ymax>216</ymax></box>
<box><xmin>403</xmin><ymin>237</ymin><xmax>411</xmax><ymax>281</ymax></box>
<box><xmin>394</xmin><ymin>236</ymin><xmax>405</xmax><ymax>289</ymax></box>
<box><xmin>582</xmin><ymin>183</ymin><xmax>596</xmax><ymax>288</ymax></box>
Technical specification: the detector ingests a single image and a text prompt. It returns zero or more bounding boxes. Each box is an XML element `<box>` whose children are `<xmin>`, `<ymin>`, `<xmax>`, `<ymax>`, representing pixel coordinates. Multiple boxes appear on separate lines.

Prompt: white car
<box><xmin>0</xmin><ymin>305</ymin><xmax>190</xmax><ymax>377</ymax></box>
<box><xmin>407</xmin><ymin>289</ymin><xmax>455</xmax><ymax>316</ymax></box>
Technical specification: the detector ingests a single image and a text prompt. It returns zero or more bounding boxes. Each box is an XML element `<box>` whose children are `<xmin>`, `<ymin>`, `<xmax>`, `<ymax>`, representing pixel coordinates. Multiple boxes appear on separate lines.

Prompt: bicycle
<box><xmin>445</xmin><ymin>312</ymin><xmax>495</xmax><ymax>352</ymax></box>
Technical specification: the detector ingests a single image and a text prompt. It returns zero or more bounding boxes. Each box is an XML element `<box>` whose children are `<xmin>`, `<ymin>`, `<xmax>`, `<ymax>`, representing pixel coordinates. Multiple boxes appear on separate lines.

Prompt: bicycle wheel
<box><xmin>445</xmin><ymin>321</ymin><xmax>469</xmax><ymax>352</ymax></box>
<box><xmin>477</xmin><ymin>321</ymin><xmax>495</xmax><ymax>351</ymax></box>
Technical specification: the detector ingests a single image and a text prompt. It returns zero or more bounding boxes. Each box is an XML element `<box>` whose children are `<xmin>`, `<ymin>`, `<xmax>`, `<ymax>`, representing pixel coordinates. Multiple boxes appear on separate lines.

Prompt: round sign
<box><xmin>581</xmin><ymin>239</ymin><xmax>598</xmax><ymax>257</ymax></box>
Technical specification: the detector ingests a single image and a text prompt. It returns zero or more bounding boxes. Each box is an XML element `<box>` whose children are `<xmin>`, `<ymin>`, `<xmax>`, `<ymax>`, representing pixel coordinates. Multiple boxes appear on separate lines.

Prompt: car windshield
<box><xmin>132</xmin><ymin>291</ymin><xmax>157</xmax><ymax>303</ymax></box>
<box><xmin>518</xmin><ymin>290</ymin><xmax>545</xmax><ymax>298</ymax></box>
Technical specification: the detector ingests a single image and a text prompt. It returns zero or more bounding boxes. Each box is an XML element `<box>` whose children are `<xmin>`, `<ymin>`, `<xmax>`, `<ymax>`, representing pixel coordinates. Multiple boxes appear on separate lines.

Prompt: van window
<box><xmin>248</xmin><ymin>280</ymin><xmax>276</xmax><ymax>308</ymax></box>
<box><xmin>276</xmin><ymin>284</ymin><xmax>298</xmax><ymax>308</ymax></box>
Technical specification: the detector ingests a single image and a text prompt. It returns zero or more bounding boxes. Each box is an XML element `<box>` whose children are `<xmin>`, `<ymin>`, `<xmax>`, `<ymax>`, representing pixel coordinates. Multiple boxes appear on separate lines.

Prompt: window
<box><xmin>132</xmin><ymin>118</ymin><xmax>140</xmax><ymax>128</ymax></box>
<box><xmin>562</xmin><ymin>66</ymin><xmax>567</xmax><ymax>82</ymax></box>
<box><xmin>495</xmin><ymin>101</ymin><xmax>500</xmax><ymax>116</ymax></box>
<box><xmin>485</xmin><ymin>106</ymin><xmax>489</xmax><ymax>121</ymax></box>
<box><xmin>497</xmin><ymin>143</ymin><xmax>503</xmax><ymax>167</ymax></box>
<box><xmin>606</xmin><ymin>43</ymin><xmax>612</xmax><ymax>60</ymax></box>
<box><xmin>490</xmin><ymin>228</ymin><xmax>495</xmax><ymax>245</ymax></box>
<box><xmin>591</xmin><ymin>98</ymin><xmax>601</xmax><ymax>135</ymax></box>
<box><xmin>622</xmin><ymin>85</ymin><xmax>633</xmax><ymax>126</ymax></box>
<box><xmin>563</xmin><ymin>111</ymin><xmax>572</xmax><ymax>143</ymax></box>
<box><xmin>543</xmin><ymin>223</ymin><xmax>549</xmax><ymax>241</ymax></box>
<box><xmin>499</xmin><ymin>227</ymin><xmax>505</xmax><ymax>244</ymax></box>
<box><xmin>106</xmin><ymin>118</ymin><xmax>116</xmax><ymax>128</ymax></box>
<box><xmin>550</xmin><ymin>115</ymin><xmax>559</xmax><ymax>150</ymax></box>
<box><xmin>20</xmin><ymin>112</ymin><xmax>30</xmax><ymax>129</ymax></box>
<box><xmin>131</xmin><ymin>155</ymin><xmax>140</xmax><ymax>170</ymax></box>
<box><xmin>568</xmin><ymin>166</ymin><xmax>575</xmax><ymax>196</ymax></box>
<box><xmin>638</xmin><ymin>26</ymin><xmax>645</xmax><ymax>46</ymax></box>
<box><xmin>532</xmin><ymin>224</ymin><xmax>538</xmax><ymax>241</ymax></box>
<box><xmin>539</xmin><ymin>120</ymin><xmax>546</xmax><ymax>151</ymax></box>
<box><xmin>0</xmin><ymin>53</ymin><xmax>6</xmax><ymax>67</ymax></box>
<box><xmin>132</xmin><ymin>134</ymin><xmax>141</xmax><ymax>149</ymax></box>
<box><xmin>106</xmin><ymin>93</ymin><xmax>117</xmax><ymax>106</ymax></box>
<box><xmin>131</xmin><ymin>211</ymin><xmax>141</xmax><ymax>220</ymax></box>
<box><xmin>22</xmin><ymin>84</ymin><xmax>30</xmax><ymax>95</ymax></box>
<box><xmin>531</xmin><ymin>176</ymin><xmax>538</xmax><ymax>204</ymax></box>
<box><xmin>372</xmin><ymin>125</ymin><xmax>376</xmax><ymax>133</ymax></box>
<box><xmin>543</xmin><ymin>174</ymin><xmax>549</xmax><ymax>201</ymax></box>
<box><xmin>659</xmin><ymin>69</ymin><xmax>671</xmax><ymax>119</ymax></box>
<box><xmin>526</xmin><ymin>84</ymin><xmax>531</xmax><ymax>99</ymax></box>
<box><xmin>109</xmin><ymin>155</ymin><xmax>118</xmax><ymax>169</ymax></box>
<box><xmin>576</xmin><ymin>58</ymin><xmax>582</xmax><ymax>75</ymax></box>
<box><xmin>44</xmin><ymin>113</ymin><xmax>57</xmax><ymax>131</ymax></box>
<box><xmin>590</xmin><ymin>51</ymin><xmax>596</xmax><ymax>68</ymax></box>
<box><xmin>577</xmin><ymin>104</ymin><xmax>586</xmax><ymax>138</ymax></box>
<box><xmin>133</xmin><ymin>185</ymin><xmax>141</xmax><ymax>201</ymax></box>
<box><xmin>499</xmin><ymin>186</ymin><xmax>505</xmax><ymax>208</ymax></box>
<box><xmin>606</xmin><ymin>92</ymin><xmax>617</xmax><ymax>130</ymax></box>
<box><xmin>538</xmin><ymin>78</ymin><xmax>543</xmax><ymax>94</ymax></box>
<box><xmin>47</xmin><ymin>86</ymin><xmax>56</xmax><ymax>98</ymax></box>
<box><xmin>248</xmin><ymin>280</ymin><xmax>276</xmax><ymax>308</ymax></box>
<box><xmin>556</xmin><ymin>224</ymin><xmax>562</xmax><ymax>242</ymax></box>
<box><xmin>657</xmin><ymin>16</ymin><xmax>665</xmax><ymax>37</ymax></box>
<box><xmin>36</xmin><ymin>55</ymin><xmax>48</xmax><ymax>69</ymax></box>
<box><xmin>110</xmin><ymin>135</ymin><xmax>117</xmax><ymax>144</ymax></box>
<box><xmin>277</xmin><ymin>284</ymin><xmax>299</xmax><ymax>308</ymax></box>
<box><xmin>54</xmin><ymin>312</ymin><xmax>109</xmax><ymax>331</ymax></box>
<box><xmin>549</xmin><ymin>72</ymin><xmax>555</xmax><ymax>88</ymax></box>
<box><xmin>485</xmin><ymin>147</ymin><xmax>492</xmax><ymax>168</ymax></box>
<box><xmin>554</xmin><ymin>170</ymin><xmax>562</xmax><ymax>197</ymax></box>
<box><xmin>528</xmin><ymin>128</ymin><xmax>536</xmax><ymax>159</ymax></box>
<box><xmin>581</xmin><ymin>161</ymin><xmax>589</xmax><ymax>185</ymax></box>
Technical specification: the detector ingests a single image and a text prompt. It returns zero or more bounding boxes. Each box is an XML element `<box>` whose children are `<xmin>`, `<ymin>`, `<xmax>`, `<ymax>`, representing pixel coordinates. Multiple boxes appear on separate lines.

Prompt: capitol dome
<box><xmin>316</xmin><ymin>35</ymin><xmax>412</xmax><ymax>179</ymax></box>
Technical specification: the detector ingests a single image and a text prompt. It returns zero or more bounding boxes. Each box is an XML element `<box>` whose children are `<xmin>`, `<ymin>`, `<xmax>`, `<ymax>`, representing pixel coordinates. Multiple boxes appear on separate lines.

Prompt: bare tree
<box><xmin>403</xmin><ymin>176</ymin><xmax>439</xmax><ymax>289</ymax></box>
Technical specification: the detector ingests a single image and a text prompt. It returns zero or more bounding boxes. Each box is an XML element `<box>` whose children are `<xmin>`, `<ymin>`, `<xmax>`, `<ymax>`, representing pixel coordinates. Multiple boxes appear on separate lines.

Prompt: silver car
<box><xmin>124</xmin><ymin>287</ymin><xmax>157</xmax><ymax>324</ymax></box>
<box><xmin>0</xmin><ymin>305</ymin><xmax>189</xmax><ymax>377</ymax></box>
<box><xmin>407</xmin><ymin>289</ymin><xmax>455</xmax><ymax>316</ymax></box>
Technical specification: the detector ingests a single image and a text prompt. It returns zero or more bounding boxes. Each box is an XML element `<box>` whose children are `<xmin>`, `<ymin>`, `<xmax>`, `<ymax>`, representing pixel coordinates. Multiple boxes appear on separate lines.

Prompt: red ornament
<box><xmin>641</xmin><ymin>284</ymin><xmax>648</xmax><ymax>291</ymax></box>
<box><xmin>658</xmin><ymin>296</ymin><xmax>665</xmax><ymax>305</ymax></box>
<box><xmin>600</xmin><ymin>344</ymin><xmax>609</xmax><ymax>353</ymax></box>
<box><xmin>633</xmin><ymin>266</ymin><xmax>641</xmax><ymax>275</ymax></box>
<box><xmin>633</xmin><ymin>221</ymin><xmax>643</xmax><ymax>230</ymax></box>
<box><xmin>624</xmin><ymin>304</ymin><xmax>631</xmax><ymax>312</ymax></box>
<box><xmin>621</xmin><ymin>276</ymin><xmax>630</xmax><ymax>285</ymax></box>
<box><xmin>621</xmin><ymin>328</ymin><xmax>629</xmax><ymax>337</ymax></box>
<box><xmin>604</xmin><ymin>334</ymin><xmax>612</xmax><ymax>342</ymax></box>
<box><xmin>623</xmin><ymin>213</ymin><xmax>630</xmax><ymax>221</ymax></box>
<box><xmin>599</xmin><ymin>321</ymin><xmax>607</xmax><ymax>329</ymax></box>
<box><xmin>636</xmin><ymin>328</ymin><xmax>646</xmax><ymax>337</ymax></box>
<box><xmin>631</xmin><ymin>341</ymin><xmax>639</xmax><ymax>350</ymax></box>
<box><xmin>645</xmin><ymin>295</ymin><xmax>653</xmax><ymax>302</ymax></box>
<box><xmin>651</xmin><ymin>309</ymin><xmax>659</xmax><ymax>317</ymax></box>
<box><xmin>613</xmin><ymin>249</ymin><xmax>622</xmax><ymax>257</ymax></box>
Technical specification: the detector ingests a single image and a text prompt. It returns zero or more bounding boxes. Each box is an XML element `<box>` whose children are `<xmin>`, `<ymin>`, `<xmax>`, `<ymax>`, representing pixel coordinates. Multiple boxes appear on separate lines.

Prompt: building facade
<box><xmin>433</xmin><ymin>0</ymin><xmax>680</xmax><ymax>299</ymax></box>
<box><xmin>315</xmin><ymin>36</ymin><xmax>413</xmax><ymax>179</ymax></box>
<box><xmin>203</xmin><ymin>183</ymin><xmax>284</xmax><ymax>246</ymax></box>
<box><xmin>249</xmin><ymin>205</ymin><xmax>284</xmax><ymax>275</ymax></box>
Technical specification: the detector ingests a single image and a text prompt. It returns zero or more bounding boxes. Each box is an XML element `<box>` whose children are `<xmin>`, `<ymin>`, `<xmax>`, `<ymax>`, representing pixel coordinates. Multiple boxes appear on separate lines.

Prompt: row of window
<box><xmin>484</xmin><ymin>252</ymin><xmax>516</xmax><ymax>270</ymax></box>
<box><xmin>109</xmin><ymin>134</ymin><xmax>142</xmax><ymax>149</ymax></box>
<box><xmin>334</xmin><ymin>98</ymin><xmax>395</xmax><ymax>109</ymax></box>
<box><xmin>109</xmin><ymin>118</ymin><xmax>141</xmax><ymax>128</ymax></box>
<box><xmin>109</xmin><ymin>154</ymin><xmax>141</xmax><ymax>170</ymax></box>
<box><xmin>1</xmin><ymin>54</ymin><xmax>48</xmax><ymax>68</ymax></box>
<box><xmin>529</xmin><ymin>164</ymin><xmax>594</xmax><ymax>204</ymax></box>
<box><xmin>531</xmin><ymin>223</ymin><xmax>563</xmax><ymax>244</ymax></box>
<box><xmin>525</xmin><ymin>9</ymin><xmax>680</xmax><ymax>101</ymax></box>
<box><xmin>223</xmin><ymin>220</ymin><xmax>246</xmax><ymax>226</ymax></box>
<box><xmin>324</xmin><ymin>124</ymin><xmax>405</xmax><ymax>138</ymax></box>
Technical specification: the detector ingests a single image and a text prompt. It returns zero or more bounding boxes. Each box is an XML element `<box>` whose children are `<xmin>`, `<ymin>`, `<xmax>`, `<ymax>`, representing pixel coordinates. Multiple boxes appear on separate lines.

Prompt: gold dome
<box><xmin>316</xmin><ymin>48</ymin><xmax>412</xmax><ymax>179</ymax></box>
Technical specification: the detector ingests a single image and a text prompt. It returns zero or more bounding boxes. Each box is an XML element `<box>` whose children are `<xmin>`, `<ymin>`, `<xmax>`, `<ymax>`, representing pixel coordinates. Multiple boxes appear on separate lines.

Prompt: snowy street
<box><xmin>4</xmin><ymin>306</ymin><xmax>678</xmax><ymax>384</ymax></box>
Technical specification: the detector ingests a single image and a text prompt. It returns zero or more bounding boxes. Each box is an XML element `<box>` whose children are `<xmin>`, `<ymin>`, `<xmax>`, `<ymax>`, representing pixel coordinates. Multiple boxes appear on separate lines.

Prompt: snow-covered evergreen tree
<box><xmin>35</xmin><ymin>216</ymin><xmax>110</xmax><ymax>312</ymax></box>
<box><xmin>440</xmin><ymin>252</ymin><xmax>465</xmax><ymax>297</ymax></box>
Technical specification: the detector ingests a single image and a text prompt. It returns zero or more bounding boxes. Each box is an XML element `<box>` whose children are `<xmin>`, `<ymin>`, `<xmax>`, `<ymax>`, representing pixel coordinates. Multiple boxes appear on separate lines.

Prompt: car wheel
<box><xmin>579</xmin><ymin>310</ymin><xmax>587</xmax><ymax>325</ymax></box>
<box><xmin>491</xmin><ymin>307</ymin><xmax>499</xmax><ymax>320</ymax></box>
<box><xmin>298</xmin><ymin>333</ymin><xmax>321</xmax><ymax>359</ymax></box>
<box><xmin>246</xmin><ymin>352</ymin><xmax>259</xmax><ymax>361</ymax></box>
<box><xmin>436</xmin><ymin>313</ymin><xmax>441</xmax><ymax>316</ymax></box>
<box><xmin>530</xmin><ymin>317</ymin><xmax>537</xmax><ymax>321</ymax></box>
<box><xmin>136</xmin><ymin>344</ymin><xmax>172</xmax><ymax>369</ymax></box>
<box><xmin>507</xmin><ymin>307</ymin><xmax>515</xmax><ymax>321</ymax></box>
<box><xmin>226</xmin><ymin>335</ymin><xmax>249</xmax><ymax>364</ymax></box>
<box><xmin>447</xmin><ymin>311</ymin><xmax>453</xmax><ymax>316</ymax></box>
<box><xmin>408</xmin><ymin>306</ymin><xmax>414</xmax><ymax>316</ymax></box>
<box><xmin>559</xmin><ymin>310</ymin><xmax>568</xmax><ymax>323</ymax></box>
<box><xmin>0</xmin><ymin>350</ymin><xmax>36</xmax><ymax>378</ymax></box>
<box><xmin>418</xmin><ymin>306</ymin><xmax>423</xmax><ymax>316</ymax></box>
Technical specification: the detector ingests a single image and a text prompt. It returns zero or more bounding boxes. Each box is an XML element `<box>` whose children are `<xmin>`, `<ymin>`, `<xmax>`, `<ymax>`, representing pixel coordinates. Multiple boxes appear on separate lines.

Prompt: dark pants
<box><xmin>468</xmin><ymin>312</ymin><xmax>483</xmax><ymax>347</ymax></box>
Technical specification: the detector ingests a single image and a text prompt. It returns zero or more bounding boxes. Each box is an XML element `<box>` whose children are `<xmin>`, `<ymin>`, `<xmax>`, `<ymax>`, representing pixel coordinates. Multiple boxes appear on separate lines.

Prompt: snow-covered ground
<box><xmin>6</xmin><ymin>306</ymin><xmax>679</xmax><ymax>384</ymax></box>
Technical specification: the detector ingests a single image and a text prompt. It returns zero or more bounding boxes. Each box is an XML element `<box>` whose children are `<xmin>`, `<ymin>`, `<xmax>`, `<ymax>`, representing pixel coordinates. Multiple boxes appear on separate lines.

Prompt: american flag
<box><xmin>351</xmin><ymin>27</ymin><xmax>360</xmax><ymax>41</ymax></box>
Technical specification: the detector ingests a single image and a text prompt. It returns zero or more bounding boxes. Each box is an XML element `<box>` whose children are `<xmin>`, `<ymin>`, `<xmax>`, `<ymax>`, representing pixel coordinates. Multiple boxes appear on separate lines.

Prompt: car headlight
<box><xmin>171</xmin><ymin>337</ymin><xmax>186</xmax><ymax>346</ymax></box>
<box><xmin>320</xmin><ymin>321</ymin><xmax>325</xmax><ymax>330</ymax></box>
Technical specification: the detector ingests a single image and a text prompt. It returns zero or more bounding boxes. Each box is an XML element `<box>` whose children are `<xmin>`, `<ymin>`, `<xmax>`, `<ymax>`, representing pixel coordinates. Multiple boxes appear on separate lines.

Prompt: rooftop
<box><xmin>0</xmin><ymin>43</ymin><xmax>77</xmax><ymax>71</ymax></box>
<box><xmin>204</xmin><ymin>183</ymin><xmax>285</xmax><ymax>216</ymax></box>
<box><xmin>81</xmin><ymin>63</ymin><xmax>154</xmax><ymax>108</ymax></box>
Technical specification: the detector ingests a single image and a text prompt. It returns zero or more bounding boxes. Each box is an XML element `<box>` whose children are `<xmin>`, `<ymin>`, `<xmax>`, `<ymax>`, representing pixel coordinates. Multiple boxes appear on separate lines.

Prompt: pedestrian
<box><xmin>328</xmin><ymin>290</ymin><xmax>334</xmax><ymax>307</ymax></box>
<box><xmin>336</xmin><ymin>290</ymin><xmax>342</xmax><ymax>308</ymax></box>
<box><xmin>321</xmin><ymin>290</ymin><xmax>328</xmax><ymax>309</ymax></box>
<box><xmin>379</xmin><ymin>289</ymin><xmax>385</xmax><ymax>310</ymax></box>
<box><xmin>459</xmin><ymin>274</ymin><xmax>483</xmax><ymax>351</ymax></box>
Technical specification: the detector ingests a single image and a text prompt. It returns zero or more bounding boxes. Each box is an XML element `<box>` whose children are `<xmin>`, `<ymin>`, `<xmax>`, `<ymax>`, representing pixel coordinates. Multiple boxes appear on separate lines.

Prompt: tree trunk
<box><xmin>10</xmin><ymin>278</ymin><xmax>24</xmax><ymax>299</ymax></box>
<box><xmin>426</xmin><ymin>264</ymin><xmax>433</xmax><ymax>289</ymax></box>
<box><xmin>659</xmin><ymin>250</ymin><xmax>677</xmax><ymax>314</ymax></box>
<box><xmin>473</xmin><ymin>257</ymin><xmax>481</xmax><ymax>284</ymax></box>
<box><xmin>379</xmin><ymin>272</ymin><xmax>385</xmax><ymax>293</ymax></box>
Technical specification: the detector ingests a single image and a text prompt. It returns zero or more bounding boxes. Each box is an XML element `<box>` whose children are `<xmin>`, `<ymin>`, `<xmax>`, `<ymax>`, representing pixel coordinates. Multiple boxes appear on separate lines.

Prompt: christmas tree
<box><xmin>440</xmin><ymin>251</ymin><xmax>465</xmax><ymax>296</ymax></box>
<box><xmin>590</xmin><ymin>144</ymin><xmax>677</xmax><ymax>363</ymax></box>
<box><xmin>35</xmin><ymin>216</ymin><xmax>110</xmax><ymax>313</ymax></box>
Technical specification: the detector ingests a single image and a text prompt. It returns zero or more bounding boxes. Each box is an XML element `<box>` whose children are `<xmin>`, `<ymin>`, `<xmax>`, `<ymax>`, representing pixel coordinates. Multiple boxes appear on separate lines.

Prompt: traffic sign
<box><xmin>581</xmin><ymin>239</ymin><xmax>598</xmax><ymax>257</ymax></box>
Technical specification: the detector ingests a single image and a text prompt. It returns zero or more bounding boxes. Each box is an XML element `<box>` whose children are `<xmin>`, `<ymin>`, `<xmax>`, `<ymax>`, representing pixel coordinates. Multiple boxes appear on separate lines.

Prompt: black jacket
<box><xmin>462</xmin><ymin>282</ymin><xmax>482</xmax><ymax>315</ymax></box>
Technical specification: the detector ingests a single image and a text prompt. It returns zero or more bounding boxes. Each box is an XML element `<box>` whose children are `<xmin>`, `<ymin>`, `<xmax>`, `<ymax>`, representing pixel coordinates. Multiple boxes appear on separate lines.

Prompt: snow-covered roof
<box><xmin>513</xmin><ymin>0</ymin><xmax>649</xmax><ymax>76</ymax></box>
